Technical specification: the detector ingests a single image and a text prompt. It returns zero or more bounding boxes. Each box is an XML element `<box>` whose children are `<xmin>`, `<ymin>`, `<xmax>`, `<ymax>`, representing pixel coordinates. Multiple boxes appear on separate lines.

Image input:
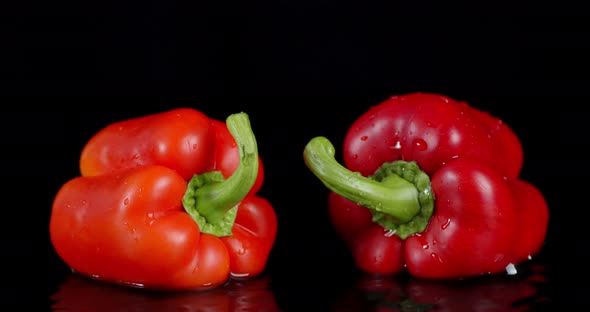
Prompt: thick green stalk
<box><xmin>182</xmin><ymin>112</ymin><xmax>259</xmax><ymax>237</ymax></box>
<box><xmin>303</xmin><ymin>136</ymin><xmax>434</xmax><ymax>239</ymax></box>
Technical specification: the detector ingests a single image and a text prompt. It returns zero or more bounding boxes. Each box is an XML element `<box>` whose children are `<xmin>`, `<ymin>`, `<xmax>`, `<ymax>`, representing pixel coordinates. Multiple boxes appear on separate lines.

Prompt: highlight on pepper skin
<box><xmin>303</xmin><ymin>92</ymin><xmax>549</xmax><ymax>280</ymax></box>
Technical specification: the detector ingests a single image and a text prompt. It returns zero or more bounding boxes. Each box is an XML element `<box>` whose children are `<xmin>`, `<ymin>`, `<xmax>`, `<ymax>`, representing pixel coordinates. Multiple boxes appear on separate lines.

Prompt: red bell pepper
<box><xmin>303</xmin><ymin>92</ymin><xmax>549</xmax><ymax>279</ymax></box>
<box><xmin>50</xmin><ymin>111</ymin><xmax>277</xmax><ymax>290</ymax></box>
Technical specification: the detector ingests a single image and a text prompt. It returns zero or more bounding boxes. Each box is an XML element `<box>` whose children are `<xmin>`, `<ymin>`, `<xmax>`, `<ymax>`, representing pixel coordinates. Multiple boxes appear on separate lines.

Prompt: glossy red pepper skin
<box><xmin>343</xmin><ymin>93</ymin><xmax>523</xmax><ymax>179</ymax></box>
<box><xmin>51</xmin><ymin>111</ymin><xmax>277</xmax><ymax>290</ymax></box>
<box><xmin>404</xmin><ymin>157</ymin><xmax>542</xmax><ymax>278</ymax></box>
<box><xmin>304</xmin><ymin>92</ymin><xmax>549</xmax><ymax>279</ymax></box>
<box><xmin>79</xmin><ymin>108</ymin><xmax>264</xmax><ymax>195</ymax></box>
<box><xmin>221</xmin><ymin>195</ymin><xmax>277</xmax><ymax>278</ymax></box>
<box><xmin>51</xmin><ymin>165</ymin><xmax>230</xmax><ymax>290</ymax></box>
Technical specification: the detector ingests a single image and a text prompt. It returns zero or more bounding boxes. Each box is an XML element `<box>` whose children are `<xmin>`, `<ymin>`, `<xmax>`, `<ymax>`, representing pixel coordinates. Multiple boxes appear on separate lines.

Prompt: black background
<box><xmin>4</xmin><ymin>0</ymin><xmax>590</xmax><ymax>310</ymax></box>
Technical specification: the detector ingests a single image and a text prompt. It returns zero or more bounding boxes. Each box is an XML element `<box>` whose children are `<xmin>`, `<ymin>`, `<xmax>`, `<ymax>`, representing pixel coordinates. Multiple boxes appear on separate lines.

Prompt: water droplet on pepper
<box><xmin>441</xmin><ymin>218</ymin><xmax>451</xmax><ymax>230</ymax></box>
<box><xmin>412</xmin><ymin>138</ymin><xmax>427</xmax><ymax>151</ymax></box>
<box><xmin>430</xmin><ymin>252</ymin><xmax>443</xmax><ymax>263</ymax></box>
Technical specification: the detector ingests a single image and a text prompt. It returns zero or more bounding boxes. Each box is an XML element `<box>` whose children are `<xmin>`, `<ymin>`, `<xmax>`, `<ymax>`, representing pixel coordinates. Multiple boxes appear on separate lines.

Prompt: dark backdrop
<box><xmin>3</xmin><ymin>0</ymin><xmax>589</xmax><ymax>310</ymax></box>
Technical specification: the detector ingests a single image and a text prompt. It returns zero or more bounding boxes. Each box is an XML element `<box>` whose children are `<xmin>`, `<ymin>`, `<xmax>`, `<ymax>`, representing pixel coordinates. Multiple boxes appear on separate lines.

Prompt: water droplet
<box><xmin>412</xmin><ymin>138</ymin><xmax>427</xmax><ymax>151</ymax></box>
<box><xmin>192</xmin><ymin>144</ymin><xmax>198</xmax><ymax>150</ymax></box>
<box><xmin>430</xmin><ymin>252</ymin><xmax>443</xmax><ymax>263</ymax></box>
<box><xmin>352</xmin><ymin>154</ymin><xmax>358</xmax><ymax>160</ymax></box>
<box><xmin>441</xmin><ymin>218</ymin><xmax>451</xmax><ymax>230</ymax></box>
<box><xmin>122</xmin><ymin>281</ymin><xmax>146</xmax><ymax>288</ymax></box>
<box><xmin>360</xmin><ymin>136</ymin><xmax>368</xmax><ymax>141</ymax></box>
<box><xmin>123</xmin><ymin>198</ymin><xmax>130</xmax><ymax>205</ymax></box>
<box><xmin>505</xmin><ymin>263</ymin><xmax>517</xmax><ymax>275</ymax></box>
<box><xmin>231</xmin><ymin>272</ymin><xmax>251</xmax><ymax>279</ymax></box>
<box><xmin>384</xmin><ymin>229</ymin><xmax>397</xmax><ymax>237</ymax></box>
<box><xmin>389</xmin><ymin>140</ymin><xmax>402</xmax><ymax>150</ymax></box>
<box><xmin>415</xmin><ymin>234</ymin><xmax>429</xmax><ymax>249</ymax></box>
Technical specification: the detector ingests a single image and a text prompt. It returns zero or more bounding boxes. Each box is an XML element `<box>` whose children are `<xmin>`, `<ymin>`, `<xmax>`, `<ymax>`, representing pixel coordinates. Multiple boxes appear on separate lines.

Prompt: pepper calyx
<box><xmin>303</xmin><ymin>136</ymin><xmax>434</xmax><ymax>239</ymax></box>
<box><xmin>370</xmin><ymin>160</ymin><xmax>434</xmax><ymax>239</ymax></box>
<box><xmin>182</xmin><ymin>112</ymin><xmax>259</xmax><ymax>237</ymax></box>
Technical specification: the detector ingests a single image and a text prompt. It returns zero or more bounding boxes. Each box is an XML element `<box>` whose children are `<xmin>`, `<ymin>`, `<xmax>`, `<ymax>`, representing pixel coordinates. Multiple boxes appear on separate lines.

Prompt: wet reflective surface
<box><xmin>332</xmin><ymin>265</ymin><xmax>549</xmax><ymax>311</ymax></box>
<box><xmin>48</xmin><ymin>258</ymin><xmax>553</xmax><ymax>311</ymax></box>
<box><xmin>50</xmin><ymin>273</ymin><xmax>281</xmax><ymax>312</ymax></box>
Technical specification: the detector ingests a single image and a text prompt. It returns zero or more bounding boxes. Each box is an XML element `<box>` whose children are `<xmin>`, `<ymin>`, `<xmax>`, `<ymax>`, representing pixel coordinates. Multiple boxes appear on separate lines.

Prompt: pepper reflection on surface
<box><xmin>332</xmin><ymin>264</ymin><xmax>549</xmax><ymax>311</ymax></box>
<box><xmin>50</xmin><ymin>273</ymin><xmax>282</xmax><ymax>312</ymax></box>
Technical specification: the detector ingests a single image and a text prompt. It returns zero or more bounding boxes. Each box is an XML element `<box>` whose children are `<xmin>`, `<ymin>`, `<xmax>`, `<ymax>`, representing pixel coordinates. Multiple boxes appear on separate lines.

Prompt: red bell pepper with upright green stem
<box><xmin>50</xmin><ymin>112</ymin><xmax>277</xmax><ymax>290</ymax></box>
<box><xmin>303</xmin><ymin>92</ymin><xmax>549</xmax><ymax>279</ymax></box>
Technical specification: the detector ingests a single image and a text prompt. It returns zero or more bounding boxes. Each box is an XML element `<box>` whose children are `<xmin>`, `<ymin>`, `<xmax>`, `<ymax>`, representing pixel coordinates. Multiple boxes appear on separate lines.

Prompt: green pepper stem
<box><xmin>303</xmin><ymin>136</ymin><xmax>434</xmax><ymax>239</ymax></box>
<box><xmin>182</xmin><ymin>112</ymin><xmax>259</xmax><ymax>237</ymax></box>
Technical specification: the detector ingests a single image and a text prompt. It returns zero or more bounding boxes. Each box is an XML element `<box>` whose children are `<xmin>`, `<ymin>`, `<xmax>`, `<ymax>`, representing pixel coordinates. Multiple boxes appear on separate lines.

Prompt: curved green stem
<box><xmin>303</xmin><ymin>136</ymin><xmax>434</xmax><ymax>239</ymax></box>
<box><xmin>182</xmin><ymin>112</ymin><xmax>259</xmax><ymax>237</ymax></box>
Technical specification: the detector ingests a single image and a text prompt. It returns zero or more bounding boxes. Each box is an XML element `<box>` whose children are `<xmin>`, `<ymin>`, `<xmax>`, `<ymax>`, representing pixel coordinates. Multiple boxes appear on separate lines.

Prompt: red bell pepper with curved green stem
<box><xmin>50</xmin><ymin>112</ymin><xmax>277</xmax><ymax>290</ymax></box>
<box><xmin>303</xmin><ymin>92</ymin><xmax>549</xmax><ymax>279</ymax></box>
